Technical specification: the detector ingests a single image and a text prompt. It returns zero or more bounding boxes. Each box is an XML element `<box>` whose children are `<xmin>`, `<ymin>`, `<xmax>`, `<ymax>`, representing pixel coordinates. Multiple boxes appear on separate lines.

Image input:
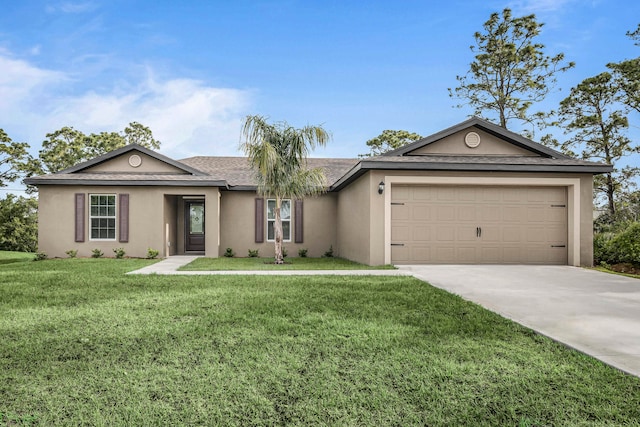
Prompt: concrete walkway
<box><xmin>399</xmin><ymin>265</ymin><xmax>640</xmax><ymax>378</ymax></box>
<box><xmin>127</xmin><ymin>256</ymin><xmax>412</xmax><ymax>276</ymax></box>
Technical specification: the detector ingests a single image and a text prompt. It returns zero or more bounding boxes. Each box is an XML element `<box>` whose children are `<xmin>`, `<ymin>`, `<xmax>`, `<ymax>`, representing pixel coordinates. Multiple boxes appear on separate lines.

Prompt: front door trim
<box><xmin>185</xmin><ymin>200</ymin><xmax>205</xmax><ymax>253</ymax></box>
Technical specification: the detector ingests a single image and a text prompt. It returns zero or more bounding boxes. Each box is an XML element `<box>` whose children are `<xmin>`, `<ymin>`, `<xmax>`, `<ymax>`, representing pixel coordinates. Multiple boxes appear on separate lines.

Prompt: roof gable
<box><xmin>58</xmin><ymin>144</ymin><xmax>206</xmax><ymax>176</ymax></box>
<box><xmin>385</xmin><ymin>117</ymin><xmax>569</xmax><ymax>159</ymax></box>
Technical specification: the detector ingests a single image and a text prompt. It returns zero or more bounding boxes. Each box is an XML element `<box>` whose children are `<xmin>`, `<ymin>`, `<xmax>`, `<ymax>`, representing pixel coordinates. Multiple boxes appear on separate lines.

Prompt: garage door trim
<box><xmin>383</xmin><ymin>176</ymin><xmax>581</xmax><ymax>266</ymax></box>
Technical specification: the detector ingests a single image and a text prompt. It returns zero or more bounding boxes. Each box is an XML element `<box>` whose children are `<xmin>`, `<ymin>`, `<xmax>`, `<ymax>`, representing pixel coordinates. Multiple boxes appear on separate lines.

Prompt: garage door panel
<box><xmin>413</xmin><ymin>226</ymin><xmax>431</xmax><ymax>241</ymax></box>
<box><xmin>457</xmin><ymin>247</ymin><xmax>477</xmax><ymax>263</ymax></box>
<box><xmin>392</xmin><ymin>205</ymin><xmax>409</xmax><ymax>220</ymax></box>
<box><xmin>458</xmin><ymin>226</ymin><xmax>478</xmax><ymax>241</ymax></box>
<box><xmin>479</xmin><ymin>226</ymin><xmax>500</xmax><ymax>242</ymax></box>
<box><xmin>436</xmin><ymin>206</ymin><xmax>455</xmax><ymax>221</ymax></box>
<box><xmin>503</xmin><ymin>206</ymin><xmax>523</xmax><ymax>222</ymax></box>
<box><xmin>458</xmin><ymin>205</ymin><xmax>476</xmax><ymax>221</ymax></box>
<box><xmin>436</xmin><ymin>227</ymin><xmax>455</xmax><ymax>241</ymax></box>
<box><xmin>413</xmin><ymin>205</ymin><xmax>431</xmax><ymax>221</ymax></box>
<box><xmin>392</xmin><ymin>225</ymin><xmax>410</xmax><ymax>241</ymax></box>
<box><xmin>390</xmin><ymin>185</ymin><xmax>567</xmax><ymax>265</ymax></box>
<box><xmin>391</xmin><ymin>245</ymin><xmax>409</xmax><ymax>262</ymax></box>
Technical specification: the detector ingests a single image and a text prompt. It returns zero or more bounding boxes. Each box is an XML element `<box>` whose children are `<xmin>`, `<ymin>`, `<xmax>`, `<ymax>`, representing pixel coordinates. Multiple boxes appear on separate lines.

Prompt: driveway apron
<box><xmin>398</xmin><ymin>265</ymin><xmax>640</xmax><ymax>378</ymax></box>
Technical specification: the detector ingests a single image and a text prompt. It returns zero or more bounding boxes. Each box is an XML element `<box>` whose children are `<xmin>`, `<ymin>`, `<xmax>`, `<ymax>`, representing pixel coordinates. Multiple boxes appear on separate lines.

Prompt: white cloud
<box><xmin>0</xmin><ymin>52</ymin><xmax>254</xmax><ymax>159</ymax></box>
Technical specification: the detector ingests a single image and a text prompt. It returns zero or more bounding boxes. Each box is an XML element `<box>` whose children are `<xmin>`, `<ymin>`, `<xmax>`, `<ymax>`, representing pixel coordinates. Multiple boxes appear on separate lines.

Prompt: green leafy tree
<box><xmin>359</xmin><ymin>130</ymin><xmax>423</xmax><ymax>157</ymax></box>
<box><xmin>38</xmin><ymin>122</ymin><xmax>161</xmax><ymax>173</ymax></box>
<box><xmin>240</xmin><ymin>115</ymin><xmax>330</xmax><ymax>264</ymax></box>
<box><xmin>38</xmin><ymin>127</ymin><xmax>90</xmax><ymax>174</ymax></box>
<box><xmin>608</xmin><ymin>24</ymin><xmax>640</xmax><ymax>114</ymax></box>
<box><xmin>123</xmin><ymin>122</ymin><xmax>161</xmax><ymax>148</ymax></box>
<box><xmin>449</xmin><ymin>8</ymin><xmax>574</xmax><ymax>132</ymax></box>
<box><xmin>0</xmin><ymin>194</ymin><xmax>38</xmax><ymax>252</ymax></box>
<box><xmin>0</xmin><ymin>129</ymin><xmax>35</xmax><ymax>187</ymax></box>
<box><xmin>557</xmin><ymin>72</ymin><xmax>637</xmax><ymax>217</ymax></box>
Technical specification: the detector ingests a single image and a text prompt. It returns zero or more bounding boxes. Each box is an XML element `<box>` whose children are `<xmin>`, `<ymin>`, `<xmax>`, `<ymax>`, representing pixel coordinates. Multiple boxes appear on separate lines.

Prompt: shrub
<box><xmin>298</xmin><ymin>248</ymin><xmax>308</xmax><ymax>258</ymax></box>
<box><xmin>609</xmin><ymin>222</ymin><xmax>640</xmax><ymax>264</ymax></box>
<box><xmin>247</xmin><ymin>249</ymin><xmax>259</xmax><ymax>258</ymax></box>
<box><xmin>33</xmin><ymin>252</ymin><xmax>47</xmax><ymax>261</ymax></box>
<box><xmin>323</xmin><ymin>245</ymin><xmax>334</xmax><ymax>258</ymax></box>
<box><xmin>91</xmin><ymin>249</ymin><xmax>104</xmax><ymax>258</ymax></box>
<box><xmin>113</xmin><ymin>248</ymin><xmax>126</xmax><ymax>259</ymax></box>
<box><xmin>147</xmin><ymin>248</ymin><xmax>160</xmax><ymax>259</ymax></box>
<box><xmin>224</xmin><ymin>248</ymin><xmax>235</xmax><ymax>258</ymax></box>
<box><xmin>282</xmin><ymin>247</ymin><xmax>288</xmax><ymax>258</ymax></box>
<box><xmin>593</xmin><ymin>232</ymin><xmax>614</xmax><ymax>265</ymax></box>
<box><xmin>65</xmin><ymin>249</ymin><xmax>78</xmax><ymax>258</ymax></box>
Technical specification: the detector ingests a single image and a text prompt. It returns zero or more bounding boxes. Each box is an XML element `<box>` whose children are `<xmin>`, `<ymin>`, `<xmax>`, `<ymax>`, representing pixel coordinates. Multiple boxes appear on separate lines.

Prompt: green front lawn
<box><xmin>1</xmin><ymin>259</ymin><xmax>639</xmax><ymax>426</ymax></box>
<box><xmin>180</xmin><ymin>256</ymin><xmax>396</xmax><ymax>270</ymax></box>
<box><xmin>0</xmin><ymin>250</ymin><xmax>34</xmax><ymax>265</ymax></box>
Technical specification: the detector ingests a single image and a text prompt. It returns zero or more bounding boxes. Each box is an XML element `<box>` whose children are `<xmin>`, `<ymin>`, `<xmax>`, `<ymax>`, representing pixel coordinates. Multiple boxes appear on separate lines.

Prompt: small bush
<box><xmin>33</xmin><ymin>252</ymin><xmax>47</xmax><ymax>261</ymax></box>
<box><xmin>147</xmin><ymin>248</ymin><xmax>159</xmax><ymax>259</ymax></box>
<box><xmin>282</xmin><ymin>247</ymin><xmax>288</xmax><ymax>258</ymax></box>
<box><xmin>91</xmin><ymin>249</ymin><xmax>104</xmax><ymax>258</ymax></box>
<box><xmin>323</xmin><ymin>245</ymin><xmax>334</xmax><ymax>258</ymax></box>
<box><xmin>113</xmin><ymin>248</ymin><xmax>126</xmax><ymax>259</ymax></box>
<box><xmin>593</xmin><ymin>232</ymin><xmax>614</xmax><ymax>265</ymax></box>
<box><xmin>65</xmin><ymin>249</ymin><xmax>78</xmax><ymax>258</ymax></box>
<box><xmin>298</xmin><ymin>248</ymin><xmax>308</xmax><ymax>258</ymax></box>
<box><xmin>247</xmin><ymin>249</ymin><xmax>259</xmax><ymax>258</ymax></box>
<box><xmin>224</xmin><ymin>248</ymin><xmax>235</xmax><ymax>258</ymax></box>
<box><xmin>609</xmin><ymin>222</ymin><xmax>640</xmax><ymax>264</ymax></box>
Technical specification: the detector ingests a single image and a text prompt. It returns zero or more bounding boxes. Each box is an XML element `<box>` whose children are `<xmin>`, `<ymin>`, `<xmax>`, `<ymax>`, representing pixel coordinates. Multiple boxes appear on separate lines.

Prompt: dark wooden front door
<box><xmin>185</xmin><ymin>201</ymin><xmax>205</xmax><ymax>252</ymax></box>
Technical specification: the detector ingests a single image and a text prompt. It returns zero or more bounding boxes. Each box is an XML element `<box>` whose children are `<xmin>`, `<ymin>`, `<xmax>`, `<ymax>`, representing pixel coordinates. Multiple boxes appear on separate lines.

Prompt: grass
<box><xmin>0</xmin><ymin>250</ymin><xmax>34</xmax><ymax>265</ymax></box>
<box><xmin>594</xmin><ymin>266</ymin><xmax>640</xmax><ymax>280</ymax></box>
<box><xmin>1</xmin><ymin>258</ymin><xmax>639</xmax><ymax>426</ymax></box>
<box><xmin>180</xmin><ymin>256</ymin><xmax>396</xmax><ymax>271</ymax></box>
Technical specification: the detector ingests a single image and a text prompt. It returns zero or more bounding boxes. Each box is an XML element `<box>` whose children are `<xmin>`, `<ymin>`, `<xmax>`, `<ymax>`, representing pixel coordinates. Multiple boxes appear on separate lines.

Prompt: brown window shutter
<box><xmin>294</xmin><ymin>199</ymin><xmax>303</xmax><ymax>244</ymax></box>
<box><xmin>119</xmin><ymin>194</ymin><xmax>129</xmax><ymax>243</ymax></box>
<box><xmin>255</xmin><ymin>198</ymin><xmax>264</xmax><ymax>243</ymax></box>
<box><xmin>75</xmin><ymin>193</ymin><xmax>85</xmax><ymax>242</ymax></box>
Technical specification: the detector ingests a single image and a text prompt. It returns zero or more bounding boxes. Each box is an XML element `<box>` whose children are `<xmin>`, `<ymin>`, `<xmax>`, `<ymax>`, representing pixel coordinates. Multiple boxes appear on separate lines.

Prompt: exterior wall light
<box><xmin>378</xmin><ymin>181</ymin><xmax>385</xmax><ymax>194</ymax></box>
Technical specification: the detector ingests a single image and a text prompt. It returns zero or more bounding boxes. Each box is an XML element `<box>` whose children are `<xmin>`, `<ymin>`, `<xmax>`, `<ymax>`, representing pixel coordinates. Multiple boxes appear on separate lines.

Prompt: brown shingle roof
<box><xmin>179</xmin><ymin>156</ymin><xmax>359</xmax><ymax>187</ymax></box>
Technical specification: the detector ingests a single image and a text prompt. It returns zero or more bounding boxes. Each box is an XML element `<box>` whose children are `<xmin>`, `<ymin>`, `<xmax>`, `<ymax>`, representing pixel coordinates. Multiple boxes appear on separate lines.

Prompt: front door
<box><xmin>185</xmin><ymin>201</ymin><xmax>205</xmax><ymax>252</ymax></box>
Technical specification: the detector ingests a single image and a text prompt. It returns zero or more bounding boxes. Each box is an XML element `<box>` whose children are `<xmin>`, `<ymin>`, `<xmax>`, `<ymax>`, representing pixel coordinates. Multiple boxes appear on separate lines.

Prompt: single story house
<box><xmin>26</xmin><ymin>117</ymin><xmax>612</xmax><ymax>266</ymax></box>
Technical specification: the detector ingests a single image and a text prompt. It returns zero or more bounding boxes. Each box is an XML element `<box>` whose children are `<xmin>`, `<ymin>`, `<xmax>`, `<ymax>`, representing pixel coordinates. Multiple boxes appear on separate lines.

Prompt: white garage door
<box><xmin>391</xmin><ymin>185</ymin><xmax>568</xmax><ymax>264</ymax></box>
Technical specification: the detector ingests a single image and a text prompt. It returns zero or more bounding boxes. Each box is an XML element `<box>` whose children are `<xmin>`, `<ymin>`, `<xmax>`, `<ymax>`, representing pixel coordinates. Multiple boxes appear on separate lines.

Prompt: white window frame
<box><xmin>89</xmin><ymin>194</ymin><xmax>117</xmax><ymax>241</ymax></box>
<box><xmin>266</xmin><ymin>199</ymin><xmax>291</xmax><ymax>242</ymax></box>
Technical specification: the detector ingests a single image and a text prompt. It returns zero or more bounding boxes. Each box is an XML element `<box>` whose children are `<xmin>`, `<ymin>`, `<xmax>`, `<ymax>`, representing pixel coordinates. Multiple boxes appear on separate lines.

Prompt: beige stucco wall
<box><xmin>335</xmin><ymin>173</ymin><xmax>373</xmax><ymax>265</ymax></box>
<box><xmin>84</xmin><ymin>151</ymin><xmax>188</xmax><ymax>174</ymax></box>
<box><xmin>411</xmin><ymin>127</ymin><xmax>537</xmax><ymax>156</ymax></box>
<box><xmin>219</xmin><ymin>191</ymin><xmax>337</xmax><ymax>258</ymax></box>
<box><xmin>37</xmin><ymin>185</ymin><xmax>219</xmax><ymax>259</ymax></box>
<box><xmin>337</xmin><ymin>170</ymin><xmax>595</xmax><ymax>267</ymax></box>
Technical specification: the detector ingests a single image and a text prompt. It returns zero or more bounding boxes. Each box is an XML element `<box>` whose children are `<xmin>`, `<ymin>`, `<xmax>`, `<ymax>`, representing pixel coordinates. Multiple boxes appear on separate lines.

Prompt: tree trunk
<box><xmin>606</xmin><ymin>173</ymin><xmax>616</xmax><ymax>218</ymax></box>
<box><xmin>274</xmin><ymin>197</ymin><xmax>284</xmax><ymax>264</ymax></box>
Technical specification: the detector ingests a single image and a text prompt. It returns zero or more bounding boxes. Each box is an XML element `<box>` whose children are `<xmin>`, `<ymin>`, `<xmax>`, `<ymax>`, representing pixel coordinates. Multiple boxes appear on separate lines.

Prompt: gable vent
<box><xmin>465</xmin><ymin>131</ymin><xmax>481</xmax><ymax>148</ymax></box>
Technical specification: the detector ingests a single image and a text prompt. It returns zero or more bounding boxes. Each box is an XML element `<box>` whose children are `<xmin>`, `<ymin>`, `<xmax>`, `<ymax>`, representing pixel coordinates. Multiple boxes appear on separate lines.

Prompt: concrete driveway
<box><xmin>397</xmin><ymin>265</ymin><xmax>640</xmax><ymax>378</ymax></box>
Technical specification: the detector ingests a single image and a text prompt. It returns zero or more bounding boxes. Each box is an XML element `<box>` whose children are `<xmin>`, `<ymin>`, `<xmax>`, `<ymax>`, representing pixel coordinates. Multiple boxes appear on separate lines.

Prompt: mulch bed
<box><xmin>608</xmin><ymin>263</ymin><xmax>640</xmax><ymax>276</ymax></box>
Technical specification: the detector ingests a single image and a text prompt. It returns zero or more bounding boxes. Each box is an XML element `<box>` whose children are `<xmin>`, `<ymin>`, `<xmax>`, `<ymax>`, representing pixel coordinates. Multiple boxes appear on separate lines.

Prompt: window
<box><xmin>267</xmin><ymin>199</ymin><xmax>291</xmax><ymax>241</ymax></box>
<box><xmin>90</xmin><ymin>194</ymin><xmax>116</xmax><ymax>240</ymax></box>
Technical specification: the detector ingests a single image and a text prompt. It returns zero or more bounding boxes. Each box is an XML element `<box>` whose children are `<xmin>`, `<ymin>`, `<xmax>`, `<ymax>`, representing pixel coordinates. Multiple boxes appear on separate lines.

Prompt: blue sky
<box><xmin>1</xmin><ymin>0</ymin><xmax>639</xmax><ymax>168</ymax></box>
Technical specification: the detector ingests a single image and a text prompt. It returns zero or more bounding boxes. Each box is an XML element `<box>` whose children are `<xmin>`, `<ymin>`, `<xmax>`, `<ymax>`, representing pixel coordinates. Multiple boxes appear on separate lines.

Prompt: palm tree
<box><xmin>240</xmin><ymin>115</ymin><xmax>330</xmax><ymax>264</ymax></box>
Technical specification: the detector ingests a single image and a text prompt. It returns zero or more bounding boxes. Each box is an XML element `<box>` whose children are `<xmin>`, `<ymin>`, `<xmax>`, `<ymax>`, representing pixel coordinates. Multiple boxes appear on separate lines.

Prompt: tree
<box><xmin>608</xmin><ymin>25</ymin><xmax>640</xmax><ymax>114</ymax></box>
<box><xmin>240</xmin><ymin>115</ymin><xmax>330</xmax><ymax>264</ymax></box>
<box><xmin>123</xmin><ymin>122</ymin><xmax>161</xmax><ymax>148</ymax></box>
<box><xmin>0</xmin><ymin>129</ymin><xmax>35</xmax><ymax>187</ymax></box>
<box><xmin>0</xmin><ymin>194</ymin><xmax>38</xmax><ymax>252</ymax></box>
<box><xmin>557</xmin><ymin>72</ymin><xmax>638</xmax><ymax>217</ymax></box>
<box><xmin>449</xmin><ymin>8</ymin><xmax>574</xmax><ymax>131</ymax></box>
<box><xmin>38</xmin><ymin>122</ymin><xmax>161</xmax><ymax>173</ymax></box>
<box><xmin>359</xmin><ymin>130</ymin><xmax>423</xmax><ymax>157</ymax></box>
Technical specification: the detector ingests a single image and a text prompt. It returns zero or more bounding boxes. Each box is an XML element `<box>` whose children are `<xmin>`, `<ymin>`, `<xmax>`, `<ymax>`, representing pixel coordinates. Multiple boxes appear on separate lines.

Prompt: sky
<box><xmin>1</xmin><ymin>0</ymin><xmax>640</xmax><ymax>191</ymax></box>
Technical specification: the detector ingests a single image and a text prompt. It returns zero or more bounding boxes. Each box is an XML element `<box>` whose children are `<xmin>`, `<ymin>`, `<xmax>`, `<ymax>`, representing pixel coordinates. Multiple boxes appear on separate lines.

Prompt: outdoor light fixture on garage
<box><xmin>378</xmin><ymin>181</ymin><xmax>385</xmax><ymax>194</ymax></box>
